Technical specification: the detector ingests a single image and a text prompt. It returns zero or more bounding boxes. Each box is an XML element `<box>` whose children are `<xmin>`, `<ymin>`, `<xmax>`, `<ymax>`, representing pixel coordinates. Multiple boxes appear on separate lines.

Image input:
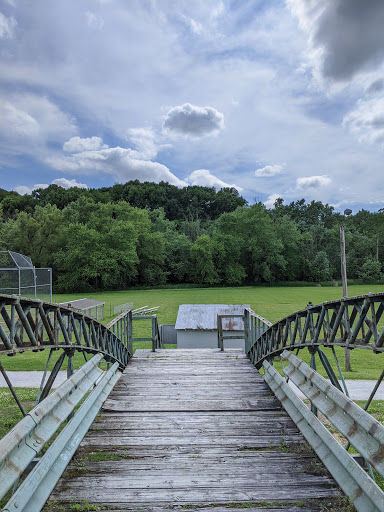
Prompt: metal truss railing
<box><xmin>264</xmin><ymin>351</ymin><xmax>384</xmax><ymax>512</ymax></box>
<box><xmin>0</xmin><ymin>294</ymin><xmax>132</xmax><ymax>370</ymax></box>
<box><xmin>243</xmin><ymin>308</ymin><xmax>272</xmax><ymax>354</ymax></box>
<box><xmin>246</xmin><ymin>293</ymin><xmax>384</xmax><ymax>369</ymax></box>
<box><xmin>0</xmin><ymin>295</ymin><xmax>166</xmax><ymax>511</ymax></box>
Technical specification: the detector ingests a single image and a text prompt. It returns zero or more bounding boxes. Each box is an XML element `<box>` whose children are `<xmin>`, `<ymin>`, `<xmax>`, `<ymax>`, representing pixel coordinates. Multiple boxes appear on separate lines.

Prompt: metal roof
<box><xmin>58</xmin><ymin>298</ymin><xmax>105</xmax><ymax>310</ymax></box>
<box><xmin>175</xmin><ymin>304</ymin><xmax>250</xmax><ymax>331</ymax></box>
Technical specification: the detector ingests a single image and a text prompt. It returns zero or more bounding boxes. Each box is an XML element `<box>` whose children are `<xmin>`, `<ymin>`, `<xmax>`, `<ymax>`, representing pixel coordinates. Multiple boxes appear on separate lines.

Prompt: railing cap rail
<box><xmin>244</xmin><ymin>307</ymin><xmax>272</xmax><ymax>327</ymax></box>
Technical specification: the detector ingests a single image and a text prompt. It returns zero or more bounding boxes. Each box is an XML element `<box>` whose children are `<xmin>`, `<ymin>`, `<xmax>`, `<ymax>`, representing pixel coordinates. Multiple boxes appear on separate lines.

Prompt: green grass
<box><xmin>1</xmin><ymin>284</ymin><xmax>383</xmax><ymax>377</ymax></box>
<box><xmin>0</xmin><ymin>387</ymin><xmax>37</xmax><ymax>438</ymax></box>
<box><xmin>278</xmin><ymin>344</ymin><xmax>384</xmax><ymax>381</ymax></box>
<box><xmin>52</xmin><ymin>283</ymin><xmax>384</xmax><ymax>326</ymax></box>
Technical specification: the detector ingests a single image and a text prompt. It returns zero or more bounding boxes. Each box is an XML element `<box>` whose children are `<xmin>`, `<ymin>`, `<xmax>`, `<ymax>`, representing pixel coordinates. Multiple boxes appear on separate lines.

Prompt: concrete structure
<box><xmin>175</xmin><ymin>304</ymin><xmax>249</xmax><ymax>350</ymax></box>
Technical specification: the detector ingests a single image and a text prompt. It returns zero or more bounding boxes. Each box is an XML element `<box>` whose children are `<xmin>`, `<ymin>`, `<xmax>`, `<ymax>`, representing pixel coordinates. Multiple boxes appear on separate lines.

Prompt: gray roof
<box><xmin>175</xmin><ymin>304</ymin><xmax>250</xmax><ymax>331</ymax></box>
<box><xmin>58</xmin><ymin>298</ymin><xmax>105</xmax><ymax>310</ymax></box>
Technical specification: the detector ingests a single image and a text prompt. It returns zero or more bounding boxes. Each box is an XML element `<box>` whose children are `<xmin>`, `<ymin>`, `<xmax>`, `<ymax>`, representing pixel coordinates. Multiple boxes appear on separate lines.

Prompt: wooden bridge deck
<box><xmin>49</xmin><ymin>349</ymin><xmax>344</xmax><ymax>511</ymax></box>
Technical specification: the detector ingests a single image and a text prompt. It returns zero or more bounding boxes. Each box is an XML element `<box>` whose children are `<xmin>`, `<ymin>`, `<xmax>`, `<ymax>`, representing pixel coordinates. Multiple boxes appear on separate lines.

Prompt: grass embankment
<box><xmin>1</xmin><ymin>284</ymin><xmax>383</xmax><ymax>379</ymax></box>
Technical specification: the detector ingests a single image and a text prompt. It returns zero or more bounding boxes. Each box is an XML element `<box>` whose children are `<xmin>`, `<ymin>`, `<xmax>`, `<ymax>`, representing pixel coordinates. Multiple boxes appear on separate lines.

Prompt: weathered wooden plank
<box><xmin>49</xmin><ymin>348</ymin><xmax>343</xmax><ymax>509</ymax></box>
<box><xmin>51</xmin><ymin>485</ymin><xmax>340</xmax><ymax>504</ymax></box>
<box><xmin>80</xmin><ymin>435</ymin><xmax>305</xmax><ymax>448</ymax></box>
<box><xmin>95</xmin><ymin>508</ymin><xmax>316</xmax><ymax>512</ymax></box>
<box><xmin>102</xmin><ymin>401</ymin><xmax>281</xmax><ymax>412</ymax></box>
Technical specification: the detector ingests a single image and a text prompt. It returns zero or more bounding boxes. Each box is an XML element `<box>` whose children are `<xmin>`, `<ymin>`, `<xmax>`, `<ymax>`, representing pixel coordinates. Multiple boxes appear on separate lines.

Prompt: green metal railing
<box><xmin>0</xmin><ymin>355</ymin><xmax>120</xmax><ymax>512</ymax></box>
<box><xmin>265</xmin><ymin>352</ymin><xmax>384</xmax><ymax>512</ymax></box>
<box><xmin>242</xmin><ymin>294</ymin><xmax>384</xmax><ymax>512</ymax></box>
<box><xmin>132</xmin><ymin>314</ymin><xmax>162</xmax><ymax>352</ymax></box>
<box><xmin>0</xmin><ymin>294</ymin><xmax>132</xmax><ymax>370</ymax></box>
<box><xmin>0</xmin><ymin>293</ymin><xmax>138</xmax><ymax>511</ymax></box>
<box><xmin>246</xmin><ymin>292</ymin><xmax>384</xmax><ymax>369</ymax></box>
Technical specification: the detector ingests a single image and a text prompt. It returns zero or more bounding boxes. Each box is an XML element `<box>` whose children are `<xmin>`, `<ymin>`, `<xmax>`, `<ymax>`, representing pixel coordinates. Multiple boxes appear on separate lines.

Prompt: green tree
<box><xmin>190</xmin><ymin>235</ymin><xmax>220</xmax><ymax>284</ymax></box>
<box><xmin>215</xmin><ymin>204</ymin><xmax>286</xmax><ymax>283</ymax></box>
<box><xmin>211</xmin><ymin>232</ymin><xmax>246</xmax><ymax>285</ymax></box>
<box><xmin>0</xmin><ymin>205</ymin><xmax>64</xmax><ymax>268</ymax></box>
<box><xmin>55</xmin><ymin>198</ymin><xmax>166</xmax><ymax>291</ymax></box>
<box><xmin>359</xmin><ymin>258</ymin><xmax>382</xmax><ymax>283</ymax></box>
<box><xmin>310</xmin><ymin>251</ymin><xmax>331</xmax><ymax>282</ymax></box>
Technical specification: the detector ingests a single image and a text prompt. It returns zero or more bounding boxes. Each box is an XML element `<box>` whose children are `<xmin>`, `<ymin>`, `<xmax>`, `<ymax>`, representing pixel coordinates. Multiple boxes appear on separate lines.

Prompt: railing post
<box><xmin>244</xmin><ymin>309</ymin><xmax>250</xmax><ymax>354</ymax></box>
<box><xmin>152</xmin><ymin>316</ymin><xmax>156</xmax><ymax>352</ymax></box>
<box><xmin>128</xmin><ymin>311</ymin><xmax>133</xmax><ymax>355</ymax></box>
<box><xmin>217</xmin><ymin>314</ymin><xmax>224</xmax><ymax>351</ymax></box>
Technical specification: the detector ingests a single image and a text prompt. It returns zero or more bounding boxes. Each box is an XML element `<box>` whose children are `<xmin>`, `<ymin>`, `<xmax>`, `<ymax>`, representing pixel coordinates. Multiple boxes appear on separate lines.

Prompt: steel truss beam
<box><xmin>0</xmin><ymin>294</ymin><xmax>133</xmax><ymax>370</ymax></box>
<box><xmin>246</xmin><ymin>293</ymin><xmax>384</xmax><ymax>368</ymax></box>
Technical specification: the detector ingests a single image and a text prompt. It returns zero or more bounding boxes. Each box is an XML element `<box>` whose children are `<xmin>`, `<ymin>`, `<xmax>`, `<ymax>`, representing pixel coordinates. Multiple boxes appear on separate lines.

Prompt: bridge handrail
<box><xmin>264</xmin><ymin>351</ymin><xmax>384</xmax><ymax>512</ymax></box>
<box><xmin>106</xmin><ymin>308</ymin><xmax>133</xmax><ymax>357</ymax></box>
<box><xmin>0</xmin><ymin>354</ymin><xmax>119</xmax><ymax>509</ymax></box>
<box><xmin>282</xmin><ymin>350</ymin><xmax>384</xmax><ymax>476</ymax></box>
<box><xmin>0</xmin><ymin>294</ymin><xmax>132</xmax><ymax>369</ymax></box>
<box><xmin>246</xmin><ymin>293</ymin><xmax>384</xmax><ymax>368</ymax></box>
<box><xmin>132</xmin><ymin>314</ymin><xmax>162</xmax><ymax>351</ymax></box>
<box><xmin>243</xmin><ymin>308</ymin><xmax>272</xmax><ymax>354</ymax></box>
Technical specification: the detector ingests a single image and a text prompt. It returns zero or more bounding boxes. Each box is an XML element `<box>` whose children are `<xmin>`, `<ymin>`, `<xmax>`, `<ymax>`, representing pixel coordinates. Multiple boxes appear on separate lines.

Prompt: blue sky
<box><xmin>1</xmin><ymin>0</ymin><xmax>384</xmax><ymax>211</ymax></box>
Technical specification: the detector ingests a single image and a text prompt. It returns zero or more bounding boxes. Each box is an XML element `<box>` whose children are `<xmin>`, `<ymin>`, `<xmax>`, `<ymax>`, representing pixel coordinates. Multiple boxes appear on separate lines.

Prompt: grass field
<box><xmin>1</xmin><ymin>284</ymin><xmax>383</xmax><ymax>379</ymax></box>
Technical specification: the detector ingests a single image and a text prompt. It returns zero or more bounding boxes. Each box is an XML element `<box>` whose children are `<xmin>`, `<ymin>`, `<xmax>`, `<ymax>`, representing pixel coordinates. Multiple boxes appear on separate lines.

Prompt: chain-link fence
<box><xmin>110</xmin><ymin>301</ymin><xmax>134</xmax><ymax>316</ymax></box>
<box><xmin>0</xmin><ymin>251</ymin><xmax>52</xmax><ymax>302</ymax></box>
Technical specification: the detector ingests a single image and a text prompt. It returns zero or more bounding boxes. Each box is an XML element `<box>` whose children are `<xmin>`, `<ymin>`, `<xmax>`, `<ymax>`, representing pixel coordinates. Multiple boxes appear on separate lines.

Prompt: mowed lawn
<box><xmin>1</xmin><ymin>284</ymin><xmax>384</xmax><ymax>380</ymax></box>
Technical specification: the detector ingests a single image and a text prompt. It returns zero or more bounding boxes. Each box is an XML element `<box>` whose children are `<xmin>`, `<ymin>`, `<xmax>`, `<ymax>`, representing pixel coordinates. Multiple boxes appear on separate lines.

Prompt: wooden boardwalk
<box><xmin>49</xmin><ymin>349</ymin><xmax>343</xmax><ymax>511</ymax></box>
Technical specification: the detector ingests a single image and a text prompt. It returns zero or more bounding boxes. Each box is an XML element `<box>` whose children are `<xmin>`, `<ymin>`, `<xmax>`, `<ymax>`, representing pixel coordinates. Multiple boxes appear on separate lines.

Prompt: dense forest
<box><xmin>0</xmin><ymin>181</ymin><xmax>383</xmax><ymax>292</ymax></box>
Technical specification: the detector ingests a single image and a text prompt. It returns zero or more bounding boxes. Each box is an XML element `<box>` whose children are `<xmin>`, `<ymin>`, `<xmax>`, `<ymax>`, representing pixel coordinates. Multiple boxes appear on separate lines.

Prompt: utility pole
<box><xmin>340</xmin><ymin>208</ymin><xmax>352</xmax><ymax>371</ymax></box>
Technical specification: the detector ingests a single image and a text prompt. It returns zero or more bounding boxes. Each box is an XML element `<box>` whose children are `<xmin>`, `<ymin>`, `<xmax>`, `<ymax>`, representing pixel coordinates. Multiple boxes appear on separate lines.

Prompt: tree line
<box><xmin>0</xmin><ymin>182</ymin><xmax>383</xmax><ymax>292</ymax></box>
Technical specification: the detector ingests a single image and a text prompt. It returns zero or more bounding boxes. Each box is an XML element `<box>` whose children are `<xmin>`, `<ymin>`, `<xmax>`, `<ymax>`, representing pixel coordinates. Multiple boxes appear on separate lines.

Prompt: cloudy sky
<box><xmin>1</xmin><ymin>0</ymin><xmax>384</xmax><ymax>211</ymax></box>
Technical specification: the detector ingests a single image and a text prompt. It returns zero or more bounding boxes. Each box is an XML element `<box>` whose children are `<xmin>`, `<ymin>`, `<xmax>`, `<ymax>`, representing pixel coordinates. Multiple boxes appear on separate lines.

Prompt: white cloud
<box><xmin>15</xmin><ymin>184</ymin><xmax>48</xmax><ymax>195</ymax></box>
<box><xmin>296</xmin><ymin>175</ymin><xmax>331</xmax><ymax>189</ymax></box>
<box><xmin>0</xmin><ymin>11</ymin><xmax>16</xmax><ymax>38</ymax></box>
<box><xmin>14</xmin><ymin>185</ymin><xmax>41</xmax><ymax>195</ymax></box>
<box><xmin>49</xmin><ymin>141</ymin><xmax>188</xmax><ymax>188</ymax></box>
<box><xmin>264</xmin><ymin>194</ymin><xmax>282</xmax><ymax>209</ymax></box>
<box><xmin>255</xmin><ymin>165</ymin><xmax>284</xmax><ymax>177</ymax></box>
<box><xmin>186</xmin><ymin>169</ymin><xmax>243</xmax><ymax>192</ymax></box>
<box><xmin>63</xmin><ymin>136</ymin><xmax>108</xmax><ymax>153</ymax></box>
<box><xmin>0</xmin><ymin>100</ymin><xmax>39</xmax><ymax>137</ymax></box>
<box><xmin>343</xmin><ymin>97</ymin><xmax>384</xmax><ymax>147</ymax></box>
<box><xmin>52</xmin><ymin>178</ymin><xmax>88</xmax><ymax>189</ymax></box>
<box><xmin>14</xmin><ymin>178</ymin><xmax>88</xmax><ymax>195</ymax></box>
<box><xmin>163</xmin><ymin>103</ymin><xmax>224</xmax><ymax>137</ymax></box>
<box><xmin>127</xmin><ymin>128</ymin><xmax>158</xmax><ymax>160</ymax></box>
<box><xmin>0</xmin><ymin>94</ymin><xmax>76</xmax><ymax>144</ymax></box>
